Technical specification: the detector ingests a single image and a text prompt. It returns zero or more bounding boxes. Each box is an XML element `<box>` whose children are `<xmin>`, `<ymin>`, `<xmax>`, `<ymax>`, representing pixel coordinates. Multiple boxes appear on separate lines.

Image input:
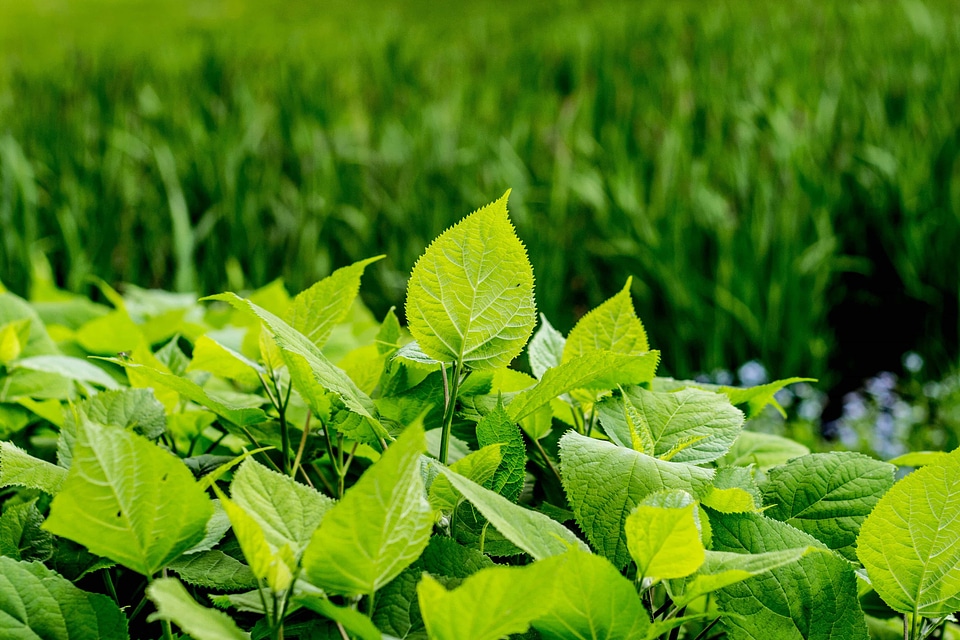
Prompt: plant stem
<box><xmin>101</xmin><ymin>568</ymin><xmax>119</xmax><ymax>605</ymax></box>
<box><xmin>439</xmin><ymin>360</ymin><xmax>464</xmax><ymax>465</ymax></box>
<box><xmin>532</xmin><ymin>437</ymin><xmax>563</xmax><ymax>486</ymax></box>
<box><xmin>692</xmin><ymin>618</ymin><xmax>721</xmax><ymax>640</ymax></box>
<box><xmin>291</xmin><ymin>410</ymin><xmax>311</xmax><ymax>479</ymax></box>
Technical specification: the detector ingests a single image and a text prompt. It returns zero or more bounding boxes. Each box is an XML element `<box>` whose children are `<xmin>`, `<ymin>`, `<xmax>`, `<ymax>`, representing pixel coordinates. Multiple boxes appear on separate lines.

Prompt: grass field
<box><xmin>1</xmin><ymin>0</ymin><xmax>959</xmax><ymax>389</ymax></box>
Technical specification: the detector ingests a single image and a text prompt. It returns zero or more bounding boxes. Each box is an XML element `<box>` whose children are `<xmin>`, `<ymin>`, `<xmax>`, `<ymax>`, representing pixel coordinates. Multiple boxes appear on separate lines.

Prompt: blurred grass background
<box><xmin>1</xmin><ymin>0</ymin><xmax>959</xmax><ymax>391</ymax></box>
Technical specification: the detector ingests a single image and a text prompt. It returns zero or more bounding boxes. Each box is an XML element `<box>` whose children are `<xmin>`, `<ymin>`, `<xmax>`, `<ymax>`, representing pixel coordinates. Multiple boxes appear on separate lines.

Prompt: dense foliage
<box><xmin>2</xmin><ymin>196</ymin><xmax>959</xmax><ymax>639</ymax></box>
<box><xmin>2</xmin><ymin>0</ymin><xmax>960</xmax><ymax>386</ymax></box>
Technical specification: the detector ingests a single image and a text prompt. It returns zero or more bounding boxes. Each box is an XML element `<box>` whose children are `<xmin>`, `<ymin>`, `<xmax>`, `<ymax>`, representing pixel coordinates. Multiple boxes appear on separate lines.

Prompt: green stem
<box><xmin>273</xmin><ymin>372</ymin><xmax>293</xmax><ymax>475</ymax></box>
<box><xmin>532</xmin><ymin>437</ymin><xmax>563</xmax><ymax>486</ymax></box>
<box><xmin>367</xmin><ymin>590</ymin><xmax>377</xmax><ymax>616</ymax></box>
<box><xmin>439</xmin><ymin>360</ymin><xmax>464</xmax><ymax>465</ymax></box>
<box><xmin>337</xmin><ymin>432</ymin><xmax>346</xmax><ymax>499</ymax></box>
<box><xmin>291</xmin><ymin>411</ymin><xmax>311</xmax><ymax>479</ymax></box>
<box><xmin>101</xmin><ymin>568</ymin><xmax>119</xmax><ymax>605</ymax></box>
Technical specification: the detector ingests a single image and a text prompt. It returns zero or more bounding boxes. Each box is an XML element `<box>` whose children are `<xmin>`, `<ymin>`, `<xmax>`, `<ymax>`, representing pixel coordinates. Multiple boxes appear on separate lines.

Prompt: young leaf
<box><xmin>76</xmin><ymin>387</ymin><xmax>166</xmax><ymax>439</ymax></box>
<box><xmin>44</xmin><ymin>422</ymin><xmax>213</xmax><ymax>576</ymax></box>
<box><xmin>206</xmin><ymin>292</ymin><xmax>382</xmax><ymax>427</ymax></box>
<box><xmin>230</xmin><ymin>458</ymin><xmax>335</xmax><ymax>557</ymax></box>
<box><xmin>216</xmin><ymin>491</ymin><xmax>294</xmax><ymax>592</ymax></box>
<box><xmin>559</xmin><ymin>431</ymin><xmax>714</xmax><ymax>568</ymax></box>
<box><xmin>475</xmin><ymin>399</ymin><xmax>526</xmax><ymax>501</ymax></box>
<box><xmin>147</xmin><ymin>577</ymin><xmax>249</xmax><ymax>640</ymax></box>
<box><xmin>709</xmin><ymin>510</ymin><xmax>869</xmax><ymax>640</ymax></box>
<box><xmin>562</xmin><ymin>277</ymin><xmax>648</xmax><ymax>361</ymax></box>
<box><xmin>531</xmin><ymin>550</ymin><xmax>652</xmax><ymax>640</ymax></box>
<box><xmin>0</xmin><ymin>556</ymin><xmax>129</xmax><ymax>639</ymax></box>
<box><xmin>166</xmin><ymin>550</ymin><xmax>258</xmax><ymax>591</ymax></box>
<box><xmin>0</xmin><ymin>441</ymin><xmax>67</xmax><ymax>494</ymax></box>
<box><xmin>0</xmin><ymin>292</ymin><xmax>59</xmax><ymax>357</ymax></box>
<box><xmin>418</xmin><ymin>564</ymin><xmax>554</xmax><ymax>640</ymax></box>
<box><xmin>0</xmin><ymin>318</ymin><xmax>30</xmax><ymax>364</ymax></box>
<box><xmin>287</xmin><ymin>256</ymin><xmax>383</xmax><ymax>348</ymax></box>
<box><xmin>625</xmin><ymin>490</ymin><xmax>705</xmax><ymax>581</ymax></box>
<box><xmin>857</xmin><ymin>449</ymin><xmax>960</xmax><ymax>616</ymax></box>
<box><xmin>429</xmin><ymin>444</ymin><xmax>503</xmax><ymax>512</ymax></box>
<box><xmin>701</xmin><ymin>466</ymin><xmax>763</xmax><ymax>514</ymax></box>
<box><xmin>434</xmin><ymin>463</ymin><xmax>588</xmax><ymax>559</ymax></box>
<box><xmin>528</xmin><ymin>314</ymin><xmax>565</xmax><ymax>379</ymax></box>
<box><xmin>296</xmin><ymin>596</ymin><xmax>384</xmax><ymax>640</ymax></box>
<box><xmin>301</xmin><ymin>424</ymin><xmax>433</xmax><ymax>595</ymax></box>
<box><xmin>596</xmin><ymin>386</ymin><xmax>744</xmax><ymax>464</ymax></box>
<box><xmin>186</xmin><ymin>335</ymin><xmax>264</xmax><ymax>387</ymax></box>
<box><xmin>653</xmin><ymin>376</ymin><xmax>815</xmax><ymax>418</ymax></box>
<box><xmin>404</xmin><ymin>191</ymin><xmax>536</xmax><ymax>370</ymax></box>
<box><xmin>11</xmin><ymin>355</ymin><xmax>119</xmax><ymax>390</ymax></box>
<box><xmin>507</xmin><ymin>350</ymin><xmax>660</xmax><ymax>422</ymax></box>
<box><xmin>762</xmin><ymin>452</ymin><xmax>895</xmax><ymax>559</ymax></box>
<box><xmin>719</xmin><ymin>430</ymin><xmax>811</xmax><ymax>469</ymax></box>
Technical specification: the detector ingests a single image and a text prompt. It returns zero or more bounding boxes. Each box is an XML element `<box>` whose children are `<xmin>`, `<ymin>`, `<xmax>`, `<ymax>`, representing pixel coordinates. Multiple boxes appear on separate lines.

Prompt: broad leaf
<box><xmin>719</xmin><ymin>430</ymin><xmax>810</xmax><ymax>469</ymax></box>
<box><xmin>217</xmin><ymin>492</ymin><xmax>294</xmax><ymax>592</ymax></box>
<box><xmin>886</xmin><ymin>451</ymin><xmax>950</xmax><ymax>467</ymax></box>
<box><xmin>0</xmin><ymin>499</ymin><xmax>54</xmax><ymax>562</ymax></box>
<box><xmin>0</xmin><ymin>318</ymin><xmax>29</xmax><ymax>364</ymax></box>
<box><xmin>206</xmin><ymin>293</ymin><xmax>382</xmax><ymax>428</ymax></box>
<box><xmin>302</xmin><ymin>424</ymin><xmax>433</xmax><ymax>595</ymax></box>
<box><xmin>528</xmin><ymin>314</ymin><xmax>565</xmax><ymax>379</ymax></box>
<box><xmin>857</xmin><ymin>449</ymin><xmax>960</xmax><ymax>616</ymax></box>
<box><xmin>287</xmin><ymin>256</ymin><xmax>383</xmax><ymax>348</ymax></box>
<box><xmin>625</xmin><ymin>490</ymin><xmax>705</xmax><ymax>580</ymax></box>
<box><xmin>0</xmin><ymin>441</ymin><xmax>67</xmax><ymax>494</ymax></box>
<box><xmin>434</xmin><ymin>464</ymin><xmax>588</xmax><ymax>559</ymax></box>
<box><xmin>475</xmin><ymin>399</ymin><xmax>525</xmax><ymax>501</ymax></box>
<box><xmin>167</xmin><ymin>551</ymin><xmax>258</xmax><ymax>591</ymax></box>
<box><xmin>418</xmin><ymin>564</ymin><xmax>554</xmax><ymax>640</ymax></box>
<box><xmin>653</xmin><ymin>376</ymin><xmax>814</xmax><ymax>418</ymax></box>
<box><xmin>404</xmin><ymin>191</ymin><xmax>536</xmax><ymax>370</ymax></box>
<box><xmin>563</xmin><ymin>277</ymin><xmax>648</xmax><ymax>360</ymax></box>
<box><xmin>0</xmin><ymin>556</ymin><xmax>129</xmax><ymax>639</ymax></box>
<box><xmin>531</xmin><ymin>550</ymin><xmax>651</xmax><ymax>640</ymax></box>
<box><xmin>559</xmin><ymin>431</ymin><xmax>714</xmax><ymax>568</ymax></box>
<box><xmin>147</xmin><ymin>577</ymin><xmax>249</xmax><ymax>640</ymax></box>
<box><xmin>186</xmin><ymin>335</ymin><xmax>264</xmax><ymax>387</ymax></box>
<box><xmin>702</xmin><ymin>466</ymin><xmax>763</xmax><ymax>514</ymax></box>
<box><xmin>429</xmin><ymin>444</ymin><xmax>503</xmax><ymax>513</ymax></box>
<box><xmin>709</xmin><ymin>510</ymin><xmax>868</xmax><ymax>640</ymax></box>
<box><xmin>44</xmin><ymin>422</ymin><xmax>212</xmax><ymax>576</ymax></box>
<box><xmin>762</xmin><ymin>452</ymin><xmax>894</xmax><ymax>559</ymax></box>
<box><xmin>596</xmin><ymin>386</ymin><xmax>744</xmax><ymax>464</ymax></box>
<box><xmin>507</xmin><ymin>350</ymin><xmax>660</xmax><ymax>422</ymax></box>
<box><xmin>75</xmin><ymin>387</ymin><xmax>166</xmax><ymax>439</ymax></box>
<box><xmin>231</xmin><ymin>458</ymin><xmax>335</xmax><ymax>557</ymax></box>
<box><xmin>0</xmin><ymin>292</ymin><xmax>59</xmax><ymax>357</ymax></box>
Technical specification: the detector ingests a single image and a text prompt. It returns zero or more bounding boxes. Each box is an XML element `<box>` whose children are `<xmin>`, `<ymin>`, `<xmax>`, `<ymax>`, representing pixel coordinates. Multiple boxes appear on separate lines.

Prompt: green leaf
<box><xmin>110</xmin><ymin>360</ymin><xmax>268</xmax><ymax>426</ymax></box>
<box><xmin>417</xmin><ymin>564</ymin><xmax>554</xmax><ymax>640</ymax></box>
<box><xmin>702</xmin><ymin>466</ymin><xmax>763</xmax><ymax>514</ymax></box>
<box><xmin>761</xmin><ymin>452</ymin><xmax>895</xmax><ymax>559</ymax></box>
<box><xmin>74</xmin><ymin>310</ymin><xmax>142</xmax><ymax>355</ymax></box>
<box><xmin>719</xmin><ymin>430</ymin><xmax>811</xmax><ymax>469</ymax></box>
<box><xmin>507</xmin><ymin>350</ymin><xmax>660</xmax><ymax>422</ymax></box>
<box><xmin>0</xmin><ymin>556</ymin><xmax>129</xmax><ymax>639</ymax></box>
<box><xmin>531</xmin><ymin>550</ymin><xmax>651</xmax><ymax>640</ymax></box>
<box><xmin>11</xmin><ymin>355</ymin><xmax>119</xmax><ymax>389</ymax></box>
<box><xmin>559</xmin><ymin>431</ymin><xmax>714</xmax><ymax>568</ymax></box>
<box><xmin>216</xmin><ymin>491</ymin><xmax>294</xmax><ymax>592</ymax></box>
<box><xmin>0</xmin><ymin>499</ymin><xmax>54</xmax><ymax>562</ymax></box>
<box><xmin>186</xmin><ymin>335</ymin><xmax>264</xmax><ymax>387</ymax></box>
<box><xmin>429</xmin><ymin>444</ymin><xmax>503</xmax><ymax>513</ymax></box>
<box><xmin>886</xmin><ymin>451</ymin><xmax>950</xmax><ymax>467</ymax></box>
<box><xmin>709</xmin><ymin>510</ymin><xmax>868</xmax><ymax>640</ymax></box>
<box><xmin>231</xmin><ymin>458</ymin><xmax>335</xmax><ymax>557</ymax></box>
<box><xmin>44</xmin><ymin>422</ymin><xmax>213</xmax><ymax>576</ymax></box>
<box><xmin>528</xmin><ymin>314</ymin><xmax>565</xmax><ymax>379</ymax></box>
<box><xmin>375</xmin><ymin>307</ymin><xmax>402</xmax><ymax>356</ymax></box>
<box><xmin>147</xmin><ymin>577</ymin><xmax>249</xmax><ymax>640</ymax></box>
<box><xmin>563</xmin><ymin>277</ymin><xmax>648</xmax><ymax>361</ymax></box>
<box><xmin>404</xmin><ymin>191</ymin><xmax>536</xmax><ymax>370</ymax></box>
<box><xmin>857</xmin><ymin>448</ymin><xmax>960</xmax><ymax>616</ymax></box>
<box><xmin>421</xmin><ymin>535</ymin><xmax>495</xmax><ymax>579</ymax></box>
<box><xmin>372</xmin><ymin>564</ymin><xmax>426</xmax><ymax>639</ymax></box>
<box><xmin>302</xmin><ymin>424</ymin><xmax>433</xmax><ymax>595</ymax></box>
<box><xmin>653</xmin><ymin>376</ymin><xmax>815</xmax><ymax>418</ymax></box>
<box><xmin>287</xmin><ymin>256</ymin><xmax>383</xmax><ymax>348</ymax></box>
<box><xmin>475</xmin><ymin>399</ymin><xmax>525</xmax><ymax>501</ymax></box>
<box><xmin>0</xmin><ymin>368</ymin><xmax>73</xmax><ymax>402</ymax></box>
<box><xmin>296</xmin><ymin>596</ymin><xmax>383</xmax><ymax>640</ymax></box>
<box><xmin>0</xmin><ymin>292</ymin><xmax>58</xmax><ymax>357</ymax></box>
<box><xmin>626</xmin><ymin>490</ymin><xmax>704</xmax><ymax>581</ymax></box>
<box><xmin>206</xmin><ymin>292</ymin><xmax>382</xmax><ymax>429</ymax></box>
<box><xmin>671</xmin><ymin>547</ymin><xmax>814</xmax><ymax>609</ymax></box>
<box><xmin>596</xmin><ymin>386</ymin><xmax>743</xmax><ymax>464</ymax></box>
<box><xmin>167</xmin><ymin>550</ymin><xmax>258</xmax><ymax>591</ymax></box>
<box><xmin>433</xmin><ymin>463</ymin><xmax>588</xmax><ymax>559</ymax></box>
<box><xmin>0</xmin><ymin>318</ymin><xmax>30</xmax><ymax>364</ymax></box>
<box><xmin>0</xmin><ymin>441</ymin><xmax>67</xmax><ymax>494</ymax></box>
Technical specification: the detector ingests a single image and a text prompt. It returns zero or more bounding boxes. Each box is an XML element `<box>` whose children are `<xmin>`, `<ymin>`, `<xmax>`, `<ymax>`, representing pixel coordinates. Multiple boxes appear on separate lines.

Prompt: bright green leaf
<box><xmin>44</xmin><ymin>422</ymin><xmax>213</xmax><ymax>576</ymax></box>
<box><xmin>857</xmin><ymin>449</ymin><xmax>960</xmax><ymax>616</ymax></box>
<box><xmin>0</xmin><ymin>292</ymin><xmax>59</xmax><ymax>357</ymax></box>
<box><xmin>429</xmin><ymin>444</ymin><xmax>503</xmax><ymax>513</ymax></box>
<box><xmin>302</xmin><ymin>424</ymin><xmax>433</xmax><ymax>595</ymax></box>
<box><xmin>167</xmin><ymin>551</ymin><xmax>258</xmax><ymax>591</ymax></box>
<box><xmin>886</xmin><ymin>451</ymin><xmax>949</xmax><ymax>467</ymax></box>
<box><xmin>0</xmin><ymin>441</ymin><xmax>67</xmax><ymax>494</ymax></box>
<box><xmin>560</xmin><ymin>431</ymin><xmax>714</xmax><ymax>568</ymax></box>
<box><xmin>216</xmin><ymin>491</ymin><xmax>294</xmax><ymax>593</ymax></box>
<box><xmin>625</xmin><ymin>490</ymin><xmax>705</xmax><ymax>580</ymax></box>
<box><xmin>597</xmin><ymin>386</ymin><xmax>743</xmax><ymax>464</ymax></box>
<box><xmin>653</xmin><ymin>376</ymin><xmax>815</xmax><ymax>418</ymax></box>
<box><xmin>719</xmin><ymin>430</ymin><xmax>811</xmax><ymax>469</ymax></box>
<box><xmin>146</xmin><ymin>577</ymin><xmax>249</xmax><ymax>640</ymax></box>
<box><xmin>11</xmin><ymin>355</ymin><xmax>119</xmax><ymax>389</ymax></box>
<box><xmin>0</xmin><ymin>318</ymin><xmax>29</xmax><ymax>364</ymax></box>
<box><xmin>563</xmin><ymin>277</ymin><xmax>648</xmax><ymax>361</ymax></box>
<box><xmin>75</xmin><ymin>310</ymin><xmax>142</xmax><ymax>355</ymax></box>
<box><xmin>528</xmin><ymin>314</ymin><xmax>565</xmax><ymax>380</ymax></box>
<box><xmin>404</xmin><ymin>191</ymin><xmax>536</xmax><ymax>370</ymax></box>
<box><xmin>475</xmin><ymin>399</ymin><xmax>525</xmax><ymax>501</ymax></box>
<box><xmin>186</xmin><ymin>335</ymin><xmax>264</xmax><ymax>387</ymax></box>
<box><xmin>434</xmin><ymin>463</ymin><xmax>588</xmax><ymax>559</ymax></box>
<box><xmin>296</xmin><ymin>596</ymin><xmax>383</xmax><ymax>640</ymax></box>
<box><xmin>508</xmin><ymin>350</ymin><xmax>660</xmax><ymax>422</ymax></box>
<box><xmin>762</xmin><ymin>452</ymin><xmax>895</xmax><ymax>559</ymax></box>
<box><xmin>287</xmin><ymin>256</ymin><xmax>383</xmax><ymax>349</ymax></box>
<box><xmin>0</xmin><ymin>556</ymin><xmax>129</xmax><ymax>639</ymax></box>
<box><xmin>702</xmin><ymin>466</ymin><xmax>763</xmax><ymax>514</ymax></box>
<box><xmin>0</xmin><ymin>499</ymin><xmax>54</xmax><ymax>562</ymax></box>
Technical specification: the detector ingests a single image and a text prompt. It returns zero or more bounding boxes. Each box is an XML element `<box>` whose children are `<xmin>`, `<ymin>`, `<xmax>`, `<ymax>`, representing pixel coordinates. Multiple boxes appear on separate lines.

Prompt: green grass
<box><xmin>1</xmin><ymin>0</ymin><xmax>959</xmax><ymax>386</ymax></box>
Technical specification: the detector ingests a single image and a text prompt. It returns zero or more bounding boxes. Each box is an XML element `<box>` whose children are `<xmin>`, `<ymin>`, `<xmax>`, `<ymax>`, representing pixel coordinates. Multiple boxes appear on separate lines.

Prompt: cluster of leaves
<box><xmin>2</xmin><ymin>193</ymin><xmax>960</xmax><ymax>640</ymax></box>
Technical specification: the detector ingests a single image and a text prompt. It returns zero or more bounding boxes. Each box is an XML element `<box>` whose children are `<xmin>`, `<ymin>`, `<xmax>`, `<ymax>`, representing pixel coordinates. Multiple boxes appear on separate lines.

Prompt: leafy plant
<box><xmin>1</xmin><ymin>193</ymin><xmax>958</xmax><ymax>639</ymax></box>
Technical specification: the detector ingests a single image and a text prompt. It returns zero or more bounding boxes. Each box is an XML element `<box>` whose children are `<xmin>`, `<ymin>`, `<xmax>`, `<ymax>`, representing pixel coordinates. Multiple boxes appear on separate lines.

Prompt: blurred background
<box><xmin>2</xmin><ymin>0</ymin><xmax>959</xmax><ymax>451</ymax></box>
